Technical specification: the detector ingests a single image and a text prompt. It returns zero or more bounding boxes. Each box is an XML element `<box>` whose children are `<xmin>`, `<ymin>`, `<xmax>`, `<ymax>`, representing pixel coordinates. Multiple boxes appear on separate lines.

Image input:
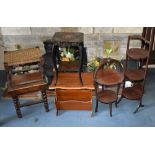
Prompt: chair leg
<box><xmin>109</xmin><ymin>103</ymin><xmax>112</xmax><ymax>117</ymax></box>
<box><xmin>133</xmin><ymin>98</ymin><xmax>144</xmax><ymax>114</ymax></box>
<box><xmin>42</xmin><ymin>90</ymin><xmax>49</xmax><ymax>112</ymax></box>
<box><xmin>13</xmin><ymin>97</ymin><xmax>22</xmax><ymax>118</ymax></box>
<box><xmin>117</xmin><ymin>96</ymin><xmax>123</xmax><ymax>106</ymax></box>
<box><xmin>95</xmin><ymin>98</ymin><xmax>98</xmax><ymax>112</ymax></box>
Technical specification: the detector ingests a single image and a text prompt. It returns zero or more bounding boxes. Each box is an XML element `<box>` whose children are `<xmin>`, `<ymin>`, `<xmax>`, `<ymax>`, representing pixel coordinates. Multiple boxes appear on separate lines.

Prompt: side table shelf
<box><xmin>124</xmin><ymin>69</ymin><xmax>145</xmax><ymax>81</ymax></box>
<box><xmin>97</xmin><ymin>90</ymin><xmax>117</xmax><ymax>104</ymax></box>
<box><xmin>122</xmin><ymin>84</ymin><xmax>144</xmax><ymax>113</ymax></box>
<box><xmin>122</xmin><ymin>84</ymin><xmax>144</xmax><ymax>100</ymax></box>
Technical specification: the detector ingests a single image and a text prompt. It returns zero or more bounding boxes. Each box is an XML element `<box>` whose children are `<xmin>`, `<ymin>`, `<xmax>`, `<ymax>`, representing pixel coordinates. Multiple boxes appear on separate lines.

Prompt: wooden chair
<box><xmin>94</xmin><ymin>58</ymin><xmax>124</xmax><ymax>117</ymax></box>
<box><xmin>143</xmin><ymin>27</ymin><xmax>155</xmax><ymax>65</ymax></box>
<box><xmin>4</xmin><ymin>47</ymin><xmax>49</xmax><ymax>118</ymax></box>
<box><xmin>122</xmin><ymin>27</ymin><xmax>155</xmax><ymax>113</ymax></box>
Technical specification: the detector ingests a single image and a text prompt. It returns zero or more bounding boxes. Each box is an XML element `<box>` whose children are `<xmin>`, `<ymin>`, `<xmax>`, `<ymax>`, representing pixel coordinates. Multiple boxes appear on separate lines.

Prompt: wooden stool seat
<box><xmin>8</xmin><ymin>80</ymin><xmax>46</xmax><ymax>96</ymax></box>
<box><xmin>124</xmin><ymin>69</ymin><xmax>145</xmax><ymax>81</ymax></box>
<box><xmin>127</xmin><ymin>48</ymin><xmax>149</xmax><ymax>59</ymax></box>
<box><xmin>122</xmin><ymin>84</ymin><xmax>144</xmax><ymax>100</ymax></box>
<box><xmin>97</xmin><ymin>90</ymin><xmax>117</xmax><ymax>103</ymax></box>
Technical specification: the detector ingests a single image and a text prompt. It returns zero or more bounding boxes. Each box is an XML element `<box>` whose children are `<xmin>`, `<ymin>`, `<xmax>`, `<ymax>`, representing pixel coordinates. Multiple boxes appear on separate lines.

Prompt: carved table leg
<box><xmin>42</xmin><ymin>90</ymin><xmax>49</xmax><ymax>112</ymax></box>
<box><xmin>53</xmin><ymin>45</ymin><xmax>59</xmax><ymax>85</ymax></box>
<box><xmin>13</xmin><ymin>97</ymin><xmax>22</xmax><ymax>118</ymax></box>
<box><xmin>115</xmin><ymin>84</ymin><xmax>120</xmax><ymax>108</ymax></box>
<box><xmin>116</xmin><ymin>96</ymin><xmax>123</xmax><ymax>106</ymax></box>
<box><xmin>78</xmin><ymin>45</ymin><xmax>83</xmax><ymax>85</ymax></box>
<box><xmin>95</xmin><ymin>98</ymin><xmax>98</xmax><ymax>112</ymax></box>
<box><xmin>109</xmin><ymin>103</ymin><xmax>112</xmax><ymax>117</ymax></box>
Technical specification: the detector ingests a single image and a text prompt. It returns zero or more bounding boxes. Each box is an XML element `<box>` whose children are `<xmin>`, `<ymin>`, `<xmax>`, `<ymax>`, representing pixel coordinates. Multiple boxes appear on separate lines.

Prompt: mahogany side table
<box><xmin>94</xmin><ymin>58</ymin><xmax>124</xmax><ymax>116</ymax></box>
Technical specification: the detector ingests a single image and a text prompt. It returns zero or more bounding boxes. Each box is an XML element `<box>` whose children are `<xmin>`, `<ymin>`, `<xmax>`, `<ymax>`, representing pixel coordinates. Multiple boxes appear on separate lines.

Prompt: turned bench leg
<box><xmin>42</xmin><ymin>90</ymin><xmax>49</xmax><ymax>112</ymax></box>
<box><xmin>13</xmin><ymin>97</ymin><xmax>22</xmax><ymax>118</ymax></box>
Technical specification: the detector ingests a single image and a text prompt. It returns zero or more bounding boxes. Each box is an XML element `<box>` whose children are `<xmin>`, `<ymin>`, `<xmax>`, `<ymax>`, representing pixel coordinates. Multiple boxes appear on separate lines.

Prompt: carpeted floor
<box><xmin>0</xmin><ymin>69</ymin><xmax>155</xmax><ymax>127</ymax></box>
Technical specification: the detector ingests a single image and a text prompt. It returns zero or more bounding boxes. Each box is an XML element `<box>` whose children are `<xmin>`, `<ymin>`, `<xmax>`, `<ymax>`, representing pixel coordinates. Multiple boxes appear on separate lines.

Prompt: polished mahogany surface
<box><xmin>127</xmin><ymin>48</ymin><xmax>149</xmax><ymax>60</ymax></box>
<box><xmin>95</xmin><ymin>68</ymin><xmax>124</xmax><ymax>86</ymax></box>
<box><xmin>124</xmin><ymin>69</ymin><xmax>145</xmax><ymax>81</ymax></box>
<box><xmin>122</xmin><ymin>84</ymin><xmax>144</xmax><ymax>100</ymax></box>
<box><xmin>49</xmin><ymin>72</ymin><xmax>94</xmax><ymax>90</ymax></box>
<box><xmin>97</xmin><ymin>90</ymin><xmax>117</xmax><ymax>103</ymax></box>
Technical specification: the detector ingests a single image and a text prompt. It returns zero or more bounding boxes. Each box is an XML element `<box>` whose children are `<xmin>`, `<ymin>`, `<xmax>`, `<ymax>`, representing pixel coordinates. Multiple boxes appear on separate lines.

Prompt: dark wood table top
<box><xmin>52</xmin><ymin>32</ymin><xmax>84</xmax><ymax>43</ymax></box>
<box><xmin>127</xmin><ymin>48</ymin><xmax>149</xmax><ymax>59</ymax></box>
<box><xmin>124</xmin><ymin>69</ymin><xmax>145</xmax><ymax>81</ymax></box>
<box><xmin>95</xmin><ymin>68</ymin><xmax>124</xmax><ymax>86</ymax></box>
<box><xmin>49</xmin><ymin>72</ymin><xmax>94</xmax><ymax>90</ymax></box>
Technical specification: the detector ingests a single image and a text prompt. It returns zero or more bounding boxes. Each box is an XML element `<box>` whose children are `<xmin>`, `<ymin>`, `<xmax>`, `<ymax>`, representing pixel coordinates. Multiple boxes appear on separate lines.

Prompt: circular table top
<box><xmin>127</xmin><ymin>48</ymin><xmax>149</xmax><ymax>59</ymax></box>
<box><xmin>95</xmin><ymin>68</ymin><xmax>124</xmax><ymax>85</ymax></box>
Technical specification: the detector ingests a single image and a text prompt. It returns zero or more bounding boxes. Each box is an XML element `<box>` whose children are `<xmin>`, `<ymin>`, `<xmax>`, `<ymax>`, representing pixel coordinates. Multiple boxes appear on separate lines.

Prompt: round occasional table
<box><xmin>94</xmin><ymin>58</ymin><xmax>124</xmax><ymax>117</ymax></box>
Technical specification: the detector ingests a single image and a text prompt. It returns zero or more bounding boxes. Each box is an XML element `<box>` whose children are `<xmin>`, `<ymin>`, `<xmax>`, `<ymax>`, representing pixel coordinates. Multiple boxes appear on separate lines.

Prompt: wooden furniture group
<box><xmin>4</xmin><ymin>28</ymin><xmax>155</xmax><ymax>118</ymax></box>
